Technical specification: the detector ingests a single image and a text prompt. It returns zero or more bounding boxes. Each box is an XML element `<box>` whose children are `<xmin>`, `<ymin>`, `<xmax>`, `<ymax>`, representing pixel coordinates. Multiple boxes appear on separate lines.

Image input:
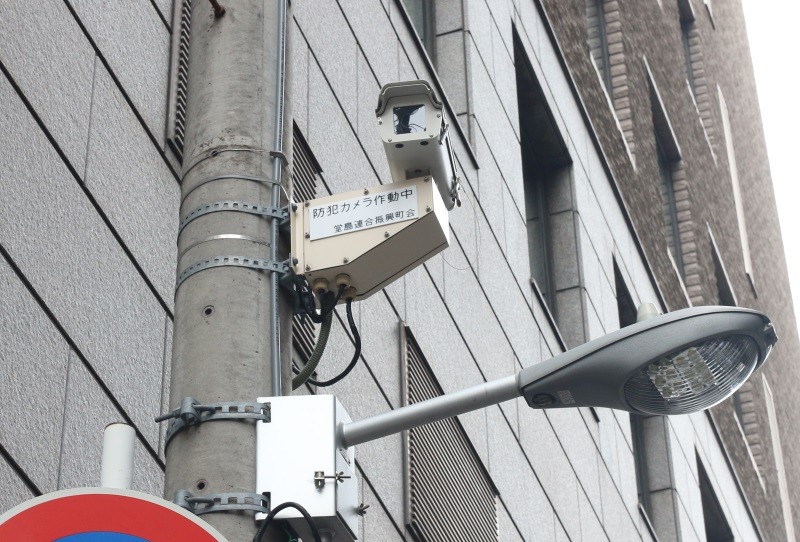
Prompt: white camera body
<box><xmin>375</xmin><ymin>80</ymin><xmax>461</xmax><ymax>210</ymax></box>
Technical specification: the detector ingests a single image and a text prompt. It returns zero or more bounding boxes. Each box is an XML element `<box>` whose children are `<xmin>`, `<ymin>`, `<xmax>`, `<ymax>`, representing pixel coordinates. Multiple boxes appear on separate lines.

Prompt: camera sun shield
<box><xmin>375</xmin><ymin>80</ymin><xmax>461</xmax><ymax>210</ymax></box>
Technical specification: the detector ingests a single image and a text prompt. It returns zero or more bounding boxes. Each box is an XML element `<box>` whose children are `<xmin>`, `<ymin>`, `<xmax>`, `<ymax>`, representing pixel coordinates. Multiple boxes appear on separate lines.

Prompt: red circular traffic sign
<box><xmin>0</xmin><ymin>488</ymin><xmax>226</xmax><ymax>541</ymax></box>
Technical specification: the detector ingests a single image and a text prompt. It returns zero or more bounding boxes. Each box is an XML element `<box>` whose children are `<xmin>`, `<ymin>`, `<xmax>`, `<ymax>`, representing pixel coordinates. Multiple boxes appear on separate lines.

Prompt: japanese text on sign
<box><xmin>309</xmin><ymin>186</ymin><xmax>419</xmax><ymax>240</ymax></box>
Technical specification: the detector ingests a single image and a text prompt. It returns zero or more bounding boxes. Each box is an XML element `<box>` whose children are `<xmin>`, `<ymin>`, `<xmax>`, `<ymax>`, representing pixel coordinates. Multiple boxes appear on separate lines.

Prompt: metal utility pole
<box><xmin>164</xmin><ymin>1</ymin><xmax>292</xmax><ymax>540</ymax></box>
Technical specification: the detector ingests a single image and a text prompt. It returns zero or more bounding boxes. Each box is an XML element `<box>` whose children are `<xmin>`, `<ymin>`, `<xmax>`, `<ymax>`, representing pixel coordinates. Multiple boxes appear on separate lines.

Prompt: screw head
<box><xmin>388</xmin><ymin>138</ymin><xmax>393</xmax><ymax>142</ymax></box>
<box><xmin>305</xmin><ymin>265</ymin><xmax>311</xmax><ymax>271</ymax></box>
<box><xmin>426</xmin><ymin>206</ymin><xmax>431</xmax><ymax>212</ymax></box>
<box><xmin>436</xmin><ymin>113</ymin><xmax>441</xmax><ymax>118</ymax></box>
<box><xmin>292</xmin><ymin>203</ymin><xmax>298</xmax><ymax>212</ymax></box>
<box><xmin>378</xmin><ymin>119</ymin><xmax>383</xmax><ymax>125</ymax></box>
<box><xmin>305</xmin><ymin>232</ymin><xmax>310</xmax><ymax>238</ymax></box>
<box><xmin>292</xmin><ymin>257</ymin><xmax>299</xmax><ymax>265</ymax></box>
<box><xmin>429</xmin><ymin>134</ymin><xmax>435</xmax><ymax>138</ymax></box>
<box><xmin>384</xmin><ymin>231</ymin><xmax>390</xmax><ymax>238</ymax></box>
<box><xmin>305</xmin><ymin>201</ymin><xmax>310</xmax><ymax>207</ymax></box>
<box><xmin>343</xmin><ymin>257</ymin><xmax>349</xmax><ymax>264</ymax></box>
<box><xmin>532</xmin><ymin>393</ymin><xmax>557</xmax><ymax>407</ymax></box>
<box><xmin>364</xmin><ymin>188</ymin><xmax>369</xmax><ymax>195</ymax></box>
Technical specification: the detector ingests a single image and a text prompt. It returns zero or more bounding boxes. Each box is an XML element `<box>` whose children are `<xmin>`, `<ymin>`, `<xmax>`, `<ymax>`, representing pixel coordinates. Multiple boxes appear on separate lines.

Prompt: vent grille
<box><xmin>291</xmin><ymin>126</ymin><xmax>322</xmax><ymax>362</ymax></box>
<box><xmin>404</xmin><ymin>328</ymin><xmax>499</xmax><ymax>542</ymax></box>
<box><xmin>292</xmin><ymin>127</ymin><xmax>323</xmax><ymax>202</ymax></box>
<box><xmin>166</xmin><ymin>0</ymin><xmax>192</xmax><ymax>161</ymax></box>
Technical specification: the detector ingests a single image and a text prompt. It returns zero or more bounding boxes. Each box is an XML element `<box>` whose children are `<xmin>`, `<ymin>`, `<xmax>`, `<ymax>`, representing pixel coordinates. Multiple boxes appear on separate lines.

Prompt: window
<box><xmin>731</xmin><ymin>381</ymin><xmax>765</xmax><ymax>482</ymax></box>
<box><xmin>719</xmin><ymin>88</ymin><xmax>755</xmax><ymax>292</ymax></box>
<box><xmin>586</xmin><ymin>0</ymin><xmax>611</xmax><ymax>94</ymax></box>
<box><xmin>713</xmin><ymin>224</ymin><xmax>765</xmax><ymax>486</ymax></box>
<box><xmin>615</xmin><ymin>261</ymin><xmax>637</xmax><ymax>329</ymax></box>
<box><xmin>401</xmin><ymin>0</ymin><xmax>435</xmax><ymax>62</ymax></box>
<box><xmin>656</xmin><ymin>135</ymin><xmax>684</xmax><ymax>278</ymax></box>
<box><xmin>698</xmin><ymin>455</ymin><xmax>734</xmax><ymax>542</ymax></box>
<box><xmin>586</xmin><ymin>0</ymin><xmax>636</xmax><ymax>163</ymax></box>
<box><xmin>677</xmin><ymin>0</ymin><xmax>717</xmax><ymax>157</ymax></box>
<box><xmin>515</xmin><ymin>33</ymin><xmax>572</xmax><ymax>316</ymax></box>
<box><xmin>403</xmin><ymin>327</ymin><xmax>499</xmax><ymax>542</ymax></box>
<box><xmin>708</xmin><ymin>225</ymin><xmax>737</xmax><ymax>306</ymax></box>
<box><xmin>647</xmin><ymin>60</ymin><xmax>687</xmax><ymax>280</ymax></box>
<box><xmin>680</xmin><ymin>18</ymin><xmax>696</xmax><ymax>95</ymax></box>
<box><xmin>677</xmin><ymin>0</ymin><xmax>697</xmax><ymax>96</ymax></box>
<box><xmin>616</xmin><ymin>264</ymin><xmax>656</xmax><ymax>524</ymax></box>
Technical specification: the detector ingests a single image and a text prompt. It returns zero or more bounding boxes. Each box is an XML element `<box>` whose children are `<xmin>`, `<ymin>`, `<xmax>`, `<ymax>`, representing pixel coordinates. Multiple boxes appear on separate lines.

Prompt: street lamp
<box><xmin>340</xmin><ymin>305</ymin><xmax>775</xmax><ymax>446</ymax></box>
<box><xmin>258</xmin><ymin>305</ymin><xmax>776</xmax><ymax>540</ymax></box>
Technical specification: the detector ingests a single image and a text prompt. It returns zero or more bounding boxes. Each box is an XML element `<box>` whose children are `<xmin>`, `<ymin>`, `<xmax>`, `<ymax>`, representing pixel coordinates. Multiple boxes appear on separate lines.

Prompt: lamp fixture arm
<box><xmin>338</xmin><ymin>374</ymin><xmax>519</xmax><ymax>448</ymax></box>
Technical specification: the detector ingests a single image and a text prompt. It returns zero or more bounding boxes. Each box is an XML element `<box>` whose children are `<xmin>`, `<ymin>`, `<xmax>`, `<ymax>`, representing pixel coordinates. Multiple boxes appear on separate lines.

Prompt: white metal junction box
<box><xmin>291</xmin><ymin>176</ymin><xmax>449</xmax><ymax>301</ymax></box>
<box><xmin>256</xmin><ymin>395</ymin><xmax>358</xmax><ymax>541</ymax></box>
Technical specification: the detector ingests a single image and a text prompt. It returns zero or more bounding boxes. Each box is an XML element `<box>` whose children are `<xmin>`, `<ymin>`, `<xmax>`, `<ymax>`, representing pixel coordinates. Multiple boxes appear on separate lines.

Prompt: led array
<box><xmin>647</xmin><ymin>347</ymin><xmax>717</xmax><ymax>400</ymax></box>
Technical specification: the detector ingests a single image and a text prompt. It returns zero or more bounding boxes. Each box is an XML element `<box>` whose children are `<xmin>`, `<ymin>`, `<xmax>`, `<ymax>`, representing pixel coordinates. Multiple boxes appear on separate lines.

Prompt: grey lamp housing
<box><xmin>519</xmin><ymin>306</ymin><xmax>776</xmax><ymax>415</ymax></box>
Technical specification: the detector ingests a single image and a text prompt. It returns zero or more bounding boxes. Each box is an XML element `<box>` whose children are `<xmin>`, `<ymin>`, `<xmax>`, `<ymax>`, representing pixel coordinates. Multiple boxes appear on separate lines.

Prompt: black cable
<box><xmin>296</xmin><ymin>297</ymin><xmax>362</xmax><ymax>388</ymax></box>
<box><xmin>302</xmin><ymin>282</ymin><xmax>344</xmax><ymax>323</ymax></box>
<box><xmin>253</xmin><ymin>501</ymin><xmax>321</xmax><ymax>542</ymax></box>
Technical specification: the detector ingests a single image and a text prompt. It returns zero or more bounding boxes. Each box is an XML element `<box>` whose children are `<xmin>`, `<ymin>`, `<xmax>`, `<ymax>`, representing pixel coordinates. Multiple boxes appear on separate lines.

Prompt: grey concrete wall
<box><xmin>0</xmin><ymin>0</ymin><xmax>173</xmax><ymax>504</ymax></box>
<box><xmin>1</xmin><ymin>0</ymin><xmax>792</xmax><ymax>541</ymax></box>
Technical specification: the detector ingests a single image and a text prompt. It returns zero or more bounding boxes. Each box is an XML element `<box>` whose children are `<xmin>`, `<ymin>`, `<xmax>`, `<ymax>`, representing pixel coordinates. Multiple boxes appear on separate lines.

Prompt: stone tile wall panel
<box><xmin>0</xmin><ymin>457</ymin><xmax>35</xmax><ymax>516</ymax></box>
<box><xmin>0</xmin><ymin>257</ymin><xmax>70</xmax><ymax>493</ymax></box>
<box><xmin>67</xmin><ymin>0</ymin><xmax>169</xmax><ymax>144</ymax></box>
<box><xmin>0</xmin><ymin>0</ymin><xmax>95</xmax><ymax>174</ymax></box>
<box><xmin>0</xmin><ymin>76</ymin><xmax>166</xmax><ymax>448</ymax></box>
<box><xmin>84</xmin><ymin>64</ymin><xmax>179</xmax><ymax>306</ymax></box>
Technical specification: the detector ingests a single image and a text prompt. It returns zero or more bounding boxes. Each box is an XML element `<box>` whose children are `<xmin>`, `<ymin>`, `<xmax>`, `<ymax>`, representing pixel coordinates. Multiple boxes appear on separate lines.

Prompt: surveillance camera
<box><xmin>376</xmin><ymin>80</ymin><xmax>461</xmax><ymax>210</ymax></box>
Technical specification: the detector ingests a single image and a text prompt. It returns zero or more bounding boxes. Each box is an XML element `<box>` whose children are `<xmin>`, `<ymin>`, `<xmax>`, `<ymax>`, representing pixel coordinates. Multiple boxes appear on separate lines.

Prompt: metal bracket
<box><xmin>179</xmin><ymin>200</ymin><xmax>289</xmax><ymax>233</ymax></box>
<box><xmin>174</xmin><ymin>490</ymin><xmax>269</xmax><ymax>516</ymax></box>
<box><xmin>175</xmin><ymin>255</ymin><xmax>290</xmax><ymax>292</ymax></box>
<box><xmin>313</xmin><ymin>470</ymin><xmax>352</xmax><ymax>489</ymax></box>
<box><xmin>269</xmin><ymin>150</ymin><xmax>288</xmax><ymax>168</ymax></box>
<box><xmin>156</xmin><ymin>397</ymin><xmax>270</xmax><ymax>447</ymax></box>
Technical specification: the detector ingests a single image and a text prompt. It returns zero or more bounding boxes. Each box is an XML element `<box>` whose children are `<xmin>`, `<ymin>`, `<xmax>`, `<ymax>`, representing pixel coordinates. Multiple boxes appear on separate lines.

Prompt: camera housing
<box><xmin>375</xmin><ymin>80</ymin><xmax>461</xmax><ymax>210</ymax></box>
<box><xmin>290</xmin><ymin>176</ymin><xmax>450</xmax><ymax>301</ymax></box>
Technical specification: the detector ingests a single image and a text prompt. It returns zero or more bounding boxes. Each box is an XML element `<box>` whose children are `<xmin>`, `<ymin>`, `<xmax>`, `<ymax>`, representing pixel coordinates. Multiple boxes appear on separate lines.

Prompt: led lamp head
<box><xmin>518</xmin><ymin>306</ymin><xmax>776</xmax><ymax>415</ymax></box>
<box><xmin>625</xmin><ymin>334</ymin><xmax>760</xmax><ymax>414</ymax></box>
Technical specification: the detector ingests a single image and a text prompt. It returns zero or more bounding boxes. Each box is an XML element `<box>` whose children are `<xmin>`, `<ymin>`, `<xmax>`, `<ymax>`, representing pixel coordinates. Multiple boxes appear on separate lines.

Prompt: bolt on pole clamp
<box><xmin>155</xmin><ymin>397</ymin><xmax>270</xmax><ymax>448</ymax></box>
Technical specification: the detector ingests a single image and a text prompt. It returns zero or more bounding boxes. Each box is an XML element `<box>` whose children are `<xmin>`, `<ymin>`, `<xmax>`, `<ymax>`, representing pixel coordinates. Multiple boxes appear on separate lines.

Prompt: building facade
<box><xmin>1</xmin><ymin>0</ymin><xmax>797</xmax><ymax>540</ymax></box>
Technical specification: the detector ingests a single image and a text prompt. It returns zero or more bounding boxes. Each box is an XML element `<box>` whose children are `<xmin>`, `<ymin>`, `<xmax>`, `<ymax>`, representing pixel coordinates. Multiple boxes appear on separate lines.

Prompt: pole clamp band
<box><xmin>173</xmin><ymin>490</ymin><xmax>269</xmax><ymax>516</ymax></box>
<box><xmin>179</xmin><ymin>200</ymin><xmax>289</xmax><ymax>234</ymax></box>
<box><xmin>156</xmin><ymin>397</ymin><xmax>270</xmax><ymax>447</ymax></box>
<box><xmin>175</xmin><ymin>255</ymin><xmax>290</xmax><ymax>292</ymax></box>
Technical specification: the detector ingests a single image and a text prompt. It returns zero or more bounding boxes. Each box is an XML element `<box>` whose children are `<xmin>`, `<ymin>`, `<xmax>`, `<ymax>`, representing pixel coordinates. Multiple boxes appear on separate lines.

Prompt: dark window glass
<box><xmin>515</xmin><ymin>32</ymin><xmax>572</xmax><ymax>314</ymax></box>
<box><xmin>698</xmin><ymin>456</ymin><xmax>735</xmax><ymax>542</ymax></box>
<box><xmin>401</xmin><ymin>0</ymin><xmax>435</xmax><ymax>61</ymax></box>
<box><xmin>681</xmin><ymin>19</ymin><xmax>696</xmax><ymax>95</ymax></box>
<box><xmin>586</xmin><ymin>0</ymin><xmax>612</xmax><ymax>94</ymax></box>
<box><xmin>710</xmin><ymin>242</ymin><xmax>736</xmax><ymax>306</ymax></box>
<box><xmin>616</xmin><ymin>263</ymin><xmax>653</xmax><ymax>517</ymax></box>
<box><xmin>656</xmin><ymin>135</ymin><xmax>683</xmax><ymax>277</ymax></box>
